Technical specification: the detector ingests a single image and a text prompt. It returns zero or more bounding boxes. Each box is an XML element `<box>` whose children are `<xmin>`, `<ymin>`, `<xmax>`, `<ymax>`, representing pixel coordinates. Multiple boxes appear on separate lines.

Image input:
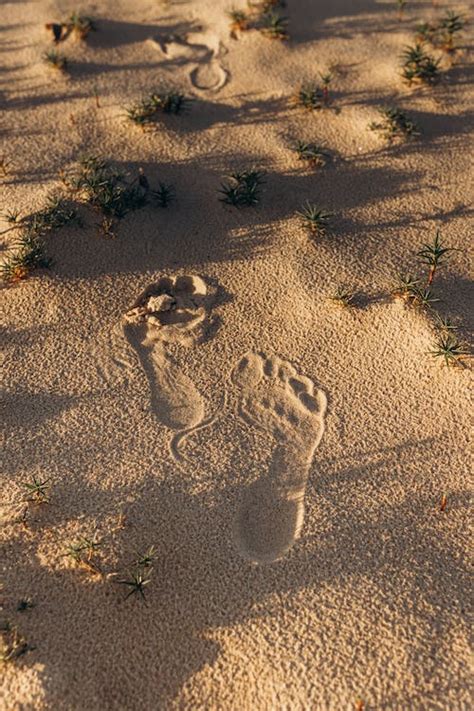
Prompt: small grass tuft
<box><xmin>294</xmin><ymin>84</ymin><xmax>325</xmax><ymax>111</ymax></box>
<box><xmin>126</xmin><ymin>91</ymin><xmax>191</xmax><ymax>128</ymax></box>
<box><xmin>429</xmin><ymin>333</ymin><xmax>470</xmax><ymax>367</ymax></box>
<box><xmin>439</xmin><ymin>11</ymin><xmax>465</xmax><ymax>54</ymax></box>
<box><xmin>259</xmin><ymin>11</ymin><xmax>288</xmax><ymax>40</ymax></box>
<box><xmin>296</xmin><ymin>202</ymin><xmax>332</xmax><ymax>234</ymax></box>
<box><xmin>152</xmin><ymin>182</ymin><xmax>175</xmax><ymax>208</ymax></box>
<box><xmin>220</xmin><ymin>169</ymin><xmax>265</xmax><ymax>207</ymax></box>
<box><xmin>401</xmin><ymin>43</ymin><xmax>440</xmax><ymax>85</ymax></box>
<box><xmin>43</xmin><ymin>49</ymin><xmax>68</xmax><ymax>72</ymax></box>
<box><xmin>370</xmin><ymin>107</ymin><xmax>419</xmax><ymax>143</ymax></box>
<box><xmin>22</xmin><ymin>475</ymin><xmax>50</xmax><ymax>504</ymax></box>
<box><xmin>329</xmin><ymin>285</ymin><xmax>356</xmax><ymax>307</ymax></box>
<box><xmin>1</xmin><ymin>624</ymin><xmax>34</xmax><ymax>664</ymax></box>
<box><xmin>295</xmin><ymin>141</ymin><xmax>330</xmax><ymax>167</ymax></box>
<box><xmin>116</xmin><ymin>567</ymin><xmax>152</xmax><ymax>602</ymax></box>
<box><xmin>1</xmin><ymin>232</ymin><xmax>51</xmax><ymax>283</ymax></box>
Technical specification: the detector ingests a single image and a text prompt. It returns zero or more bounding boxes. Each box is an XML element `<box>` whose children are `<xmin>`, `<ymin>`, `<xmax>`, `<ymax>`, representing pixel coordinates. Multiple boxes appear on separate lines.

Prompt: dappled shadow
<box><xmin>3</xmin><ymin>423</ymin><xmax>471</xmax><ymax>707</ymax></box>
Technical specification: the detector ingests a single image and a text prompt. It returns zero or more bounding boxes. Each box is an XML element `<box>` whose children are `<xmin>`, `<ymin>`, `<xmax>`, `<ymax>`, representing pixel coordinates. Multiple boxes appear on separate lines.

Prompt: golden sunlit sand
<box><xmin>1</xmin><ymin>0</ymin><xmax>472</xmax><ymax>708</ymax></box>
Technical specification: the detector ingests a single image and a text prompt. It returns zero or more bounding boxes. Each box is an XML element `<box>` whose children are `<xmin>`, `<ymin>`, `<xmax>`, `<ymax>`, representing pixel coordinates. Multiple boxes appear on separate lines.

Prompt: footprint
<box><xmin>149</xmin><ymin>30</ymin><xmax>229</xmax><ymax>92</ymax></box>
<box><xmin>122</xmin><ymin>275</ymin><xmax>217</xmax><ymax>457</ymax></box>
<box><xmin>231</xmin><ymin>352</ymin><xmax>327</xmax><ymax>563</ymax></box>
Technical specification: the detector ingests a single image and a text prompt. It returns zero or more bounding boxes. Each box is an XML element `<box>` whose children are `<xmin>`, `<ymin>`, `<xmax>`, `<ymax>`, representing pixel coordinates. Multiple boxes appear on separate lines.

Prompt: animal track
<box><xmin>123</xmin><ymin>275</ymin><xmax>217</xmax><ymax>459</ymax></box>
<box><xmin>232</xmin><ymin>352</ymin><xmax>327</xmax><ymax>563</ymax></box>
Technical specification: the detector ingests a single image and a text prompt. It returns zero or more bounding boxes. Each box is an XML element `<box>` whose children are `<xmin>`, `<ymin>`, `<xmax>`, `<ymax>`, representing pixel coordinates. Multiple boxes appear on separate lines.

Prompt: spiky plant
<box><xmin>64</xmin><ymin>535</ymin><xmax>102</xmax><ymax>574</ymax></box>
<box><xmin>259</xmin><ymin>11</ymin><xmax>288</xmax><ymax>40</ymax></box>
<box><xmin>152</xmin><ymin>182</ymin><xmax>175</xmax><ymax>208</ymax></box>
<box><xmin>295</xmin><ymin>141</ymin><xmax>330</xmax><ymax>167</ymax></box>
<box><xmin>22</xmin><ymin>475</ymin><xmax>50</xmax><ymax>504</ymax></box>
<box><xmin>439</xmin><ymin>11</ymin><xmax>465</xmax><ymax>53</ymax></box>
<box><xmin>294</xmin><ymin>84</ymin><xmax>325</xmax><ymax>111</ymax></box>
<box><xmin>434</xmin><ymin>314</ymin><xmax>458</xmax><ymax>333</ymax></box>
<box><xmin>219</xmin><ymin>170</ymin><xmax>265</xmax><ymax>207</ymax></box>
<box><xmin>370</xmin><ymin>107</ymin><xmax>419</xmax><ymax>143</ymax></box>
<box><xmin>415</xmin><ymin>21</ymin><xmax>437</xmax><ymax>45</ymax></box>
<box><xmin>116</xmin><ymin>567</ymin><xmax>152</xmax><ymax>602</ymax></box>
<box><xmin>64</xmin><ymin>156</ymin><xmax>147</xmax><ymax>218</ymax></box>
<box><xmin>43</xmin><ymin>49</ymin><xmax>68</xmax><ymax>72</ymax></box>
<box><xmin>401</xmin><ymin>43</ymin><xmax>440</xmax><ymax>85</ymax></box>
<box><xmin>329</xmin><ymin>285</ymin><xmax>356</xmax><ymax>307</ymax></box>
<box><xmin>0</xmin><ymin>156</ymin><xmax>13</xmax><ymax>176</ymax></box>
<box><xmin>429</xmin><ymin>333</ymin><xmax>469</xmax><ymax>367</ymax></box>
<box><xmin>393</xmin><ymin>273</ymin><xmax>420</xmax><ymax>302</ymax></box>
<box><xmin>417</xmin><ymin>230</ymin><xmax>452</xmax><ymax>285</ymax></box>
<box><xmin>1</xmin><ymin>232</ymin><xmax>51</xmax><ymax>283</ymax></box>
<box><xmin>296</xmin><ymin>202</ymin><xmax>332</xmax><ymax>234</ymax></box>
<box><xmin>2</xmin><ymin>209</ymin><xmax>22</xmax><ymax>225</ymax></box>
<box><xmin>411</xmin><ymin>286</ymin><xmax>439</xmax><ymax>308</ymax></box>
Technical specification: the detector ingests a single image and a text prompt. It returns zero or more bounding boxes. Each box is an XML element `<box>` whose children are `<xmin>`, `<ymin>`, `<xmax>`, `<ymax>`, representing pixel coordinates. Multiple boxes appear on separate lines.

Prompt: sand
<box><xmin>1</xmin><ymin>0</ymin><xmax>473</xmax><ymax>709</ymax></box>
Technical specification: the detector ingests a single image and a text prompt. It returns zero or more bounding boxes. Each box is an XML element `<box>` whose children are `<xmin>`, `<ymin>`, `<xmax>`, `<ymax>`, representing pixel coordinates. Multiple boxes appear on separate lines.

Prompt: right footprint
<box><xmin>231</xmin><ymin>352</ymin><xmax>327</xmax><ymax>563</ymax></box>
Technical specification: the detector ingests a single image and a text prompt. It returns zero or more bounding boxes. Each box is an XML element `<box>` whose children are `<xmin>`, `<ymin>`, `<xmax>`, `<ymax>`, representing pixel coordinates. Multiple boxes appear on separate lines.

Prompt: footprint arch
<box><xmin>232</xmin><ymin>352</ymin><xmax>327</xmax><ymax>563</ymax></box>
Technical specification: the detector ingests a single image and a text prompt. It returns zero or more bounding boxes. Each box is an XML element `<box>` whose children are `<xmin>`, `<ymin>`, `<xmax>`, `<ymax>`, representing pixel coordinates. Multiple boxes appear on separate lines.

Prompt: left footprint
<box><xmin>122</xmin><ymin>275</ymin><xmax>213</xmax><ymax>446</ymax></box>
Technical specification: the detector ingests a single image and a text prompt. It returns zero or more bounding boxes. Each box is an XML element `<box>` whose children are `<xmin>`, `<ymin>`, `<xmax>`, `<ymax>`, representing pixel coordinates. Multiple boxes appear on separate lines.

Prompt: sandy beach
<box><xmin>1</xmin><ymin>0</ymin><xmax>473</xmax><ymax>709</ymax></box>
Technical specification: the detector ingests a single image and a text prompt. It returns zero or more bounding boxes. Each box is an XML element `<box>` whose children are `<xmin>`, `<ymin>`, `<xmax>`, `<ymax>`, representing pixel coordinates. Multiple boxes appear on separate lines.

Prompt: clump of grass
<box><xmin>401</xmin><ymin>43</ymin><xmax>440</xmax><ymax>85</ymax></box>
<box><xmin>294</xmin><ymin>84</ymin><xmax>325</xmax><ymax>111</ymax></box>
<box><xmin>219</xmin><ymin>169</ymin><xmax>265</xmax><ymax>207</ymax></box>
<box><xmin>415</xmin><ymin>21</ymin><xmax>438</xmax><ymax>45</ymax></box>
<box><xmin>370</xmin><ymin>107</ymin><xmax>419</xmax><ymax>143</ymax></box>
<box><xmin>417</xmin><ymin>230</ymin><xmax>452</xmax><ymax>285</ymax></box>
<box><xmin>296</xmin><ymin>202</ymin><xmax>332</xmax><ymax>234</ymax></box>
<box><xmin>152</xmin><ymin>182</ymin><xmax>175</xmax><ymax>208</ymax></box>
<box><xmin>1</xmin><ymin>624</ymin><xmax>34</xmax><ymax>664</ymax></box>
<box><xmin>228</xmin><ymin>9</ymin><xmax>250</xmax><ymax>35</ymax></box>
<box><xmin>64</xmin><ymin>535</ymin><xmax>102</xmax><ymax>574</ymax></box>
<box><xmin>126</xmin><ymin>90</ymin><xmax>191</xmax><ymax>128</ymax></box>
<box><xmin>64</xmin><ymin>156</ymin><xmax>148</xmax><ymax>218</ymax></box>
<box><xmin>439</xmin><ymin>11</ymin><xmax>465</xmax><ymax>54</ymax></box>
<box><xmin>1</xmin><ymin>232</ymin><xmax>51</xmax><ymax>283</ymax></box>
<box><xmin>22</xmin><ymin>475</ymin><xmax>50</xmax><ymax>504</ymax></box>
<box><xmin>295</xmin><ymin>141</ymin><xmax>330</xmax><ymax>167</ymax></box>
<box><xmin>329</xmin><ymin>285</ymin><xmax>356</xmax><ymax>307</ymax></box>
<box><xmin>429</xmin><ymin>332</ymin><xmax>470</xmax><ymax>367</ymax></box>
<box><xmin>259</xmin><ymin>11</ymin><xmax>288</xmax><ymax>40</ymax></box>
